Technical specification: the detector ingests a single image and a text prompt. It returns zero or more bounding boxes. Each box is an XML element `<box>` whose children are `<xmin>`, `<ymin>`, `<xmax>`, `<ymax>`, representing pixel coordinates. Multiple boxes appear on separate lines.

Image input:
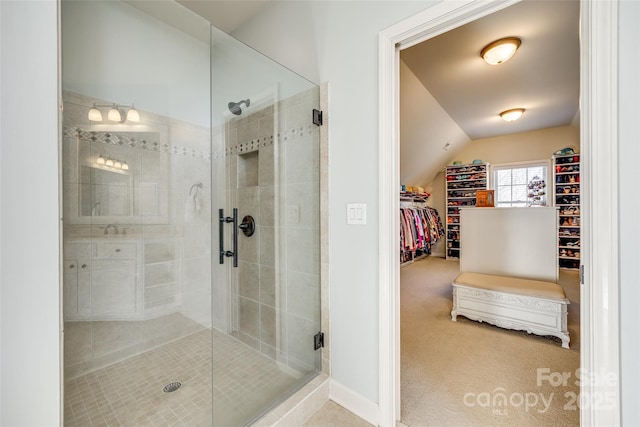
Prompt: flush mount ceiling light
<box><xmin>88</xmin><ymin>102</ymin><xmax>140</xmax><ymax>123</ymax></box>
<box><xmin>481</xmin><ymin>37</ymin><xmax>521</xmax><ymax>65</ymax></box>
<box><xmin>500</xmin><ymin>108</ymin><xmax>525</xmax><ymax>122</ymax></box>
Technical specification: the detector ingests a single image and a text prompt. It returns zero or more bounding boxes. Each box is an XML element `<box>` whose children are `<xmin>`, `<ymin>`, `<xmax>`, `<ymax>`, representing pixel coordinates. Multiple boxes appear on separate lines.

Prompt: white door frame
<box><xmin>378</xmin><ymin>1</ymin><xmax>620</xmax><ymax>426</ymax></box>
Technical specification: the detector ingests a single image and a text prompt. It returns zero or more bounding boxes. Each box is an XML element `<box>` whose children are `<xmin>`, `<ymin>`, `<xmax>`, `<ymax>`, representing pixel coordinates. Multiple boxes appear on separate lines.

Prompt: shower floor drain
<box><xmin>163</xmin><ymin>381</ymin><xmax>182</xmax><ymax>393</ymax></box>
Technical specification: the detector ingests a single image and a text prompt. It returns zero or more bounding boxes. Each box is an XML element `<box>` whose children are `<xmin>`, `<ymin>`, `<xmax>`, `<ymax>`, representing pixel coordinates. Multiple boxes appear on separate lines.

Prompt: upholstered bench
<box><xmin>451</xmin><ymin>272</ymin><xmax>570</xmax><ymax>348</ymax></box>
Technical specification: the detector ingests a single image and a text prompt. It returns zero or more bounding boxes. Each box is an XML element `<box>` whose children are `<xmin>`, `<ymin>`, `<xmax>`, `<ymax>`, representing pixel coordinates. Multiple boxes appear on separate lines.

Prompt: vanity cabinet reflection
<box><xmin>63</xmin><ymin>241</ymin><xmax>140</xmax><ymax>320</ymax></box>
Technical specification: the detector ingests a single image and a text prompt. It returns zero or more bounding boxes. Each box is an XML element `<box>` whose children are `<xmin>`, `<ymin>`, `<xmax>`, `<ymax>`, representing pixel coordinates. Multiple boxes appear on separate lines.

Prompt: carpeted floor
<box><xmin>400</xmin><ymin>257</ymin><xmax>580</xmax><ymax>426</ymax></box>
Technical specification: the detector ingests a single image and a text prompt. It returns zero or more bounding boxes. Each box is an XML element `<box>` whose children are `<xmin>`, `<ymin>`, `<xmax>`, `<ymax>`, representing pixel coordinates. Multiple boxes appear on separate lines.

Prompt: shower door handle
<box><xmin>218</xmin><ymin>208</ymin><xmax>238</xmax><ymax>267</ymax></box>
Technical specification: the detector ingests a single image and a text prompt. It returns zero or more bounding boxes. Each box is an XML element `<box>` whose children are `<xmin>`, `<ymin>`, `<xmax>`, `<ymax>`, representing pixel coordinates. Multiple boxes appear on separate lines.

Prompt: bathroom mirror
<box><xmin>64</xmin><ymin>128</ymin><xmax>170</xmax><ymax>225</ymax></box>
<box><xmin>79</xmin><ymin>165</ymin><xmax>133</xmax><ymax>217</ymax></box>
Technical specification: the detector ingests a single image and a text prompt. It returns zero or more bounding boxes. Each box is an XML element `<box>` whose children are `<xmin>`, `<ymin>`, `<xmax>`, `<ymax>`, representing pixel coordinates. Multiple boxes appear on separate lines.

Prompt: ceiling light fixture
<box><xmin>500</xmin><ymin>108</ymin><xmax>525</xmax><ymax>122</ymax></box>
<box><xmin>481</xmin><ymin>37</ymin><xmax>521</xmax><ymax>65</ymax></box>
<box><xmin>88</xmin><ymin>102</ymin><xmax>141</xmax><ymax>123</ymax></box>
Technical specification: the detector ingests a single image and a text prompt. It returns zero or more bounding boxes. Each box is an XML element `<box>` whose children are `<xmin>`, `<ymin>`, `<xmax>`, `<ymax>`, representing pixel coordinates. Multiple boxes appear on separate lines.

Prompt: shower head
<box><xmin>228</xmin><ymin>99</ymin><xmax>250</xmax><ymax>115</ymax></box>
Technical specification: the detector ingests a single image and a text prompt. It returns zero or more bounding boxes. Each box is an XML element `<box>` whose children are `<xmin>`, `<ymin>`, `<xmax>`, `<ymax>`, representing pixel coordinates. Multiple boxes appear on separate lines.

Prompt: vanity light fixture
<box><xmin>126</xmin><ymin>106</ymin><xmax>140</xmax><ymax>122</ymax></box>
<box><xmin>88</xmin><ymin>102</ymin><xmax>140</xmax><ymax>123</ymax></box>
<box><xmin>107</xmin><ymin>105</ymin><xmax>123</xmax><ymax>122</ymax></box>
<box><xmin>500</xmin><ymin>108</ymin><xmax>525</xmax><ymax>122</ymax></box>
<box><xmin>88</xmin><ymin>104</ymin><xmax>103</xmax><ymax>122</ymax></box>
<box><xmin>481</xmin><ymin>37</ymin><xmax>521</xmax><ymax>65</ymax></box>
<box><xmin>95</xmin><ymin>155</ymin><xmax>130</xmax><ymax>171</ymax></box>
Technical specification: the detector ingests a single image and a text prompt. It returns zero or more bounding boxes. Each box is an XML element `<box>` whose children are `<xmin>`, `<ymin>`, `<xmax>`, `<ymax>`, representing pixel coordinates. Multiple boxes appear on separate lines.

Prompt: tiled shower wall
<box><xmin>62</xmin><ymin>91</ymin><xmax>212</xmax><ymax>327</ymax></box>
<box><xmin>226</xmin><ymin>88</ymin><xmax>321</xmax><ymax>373</ymax></box>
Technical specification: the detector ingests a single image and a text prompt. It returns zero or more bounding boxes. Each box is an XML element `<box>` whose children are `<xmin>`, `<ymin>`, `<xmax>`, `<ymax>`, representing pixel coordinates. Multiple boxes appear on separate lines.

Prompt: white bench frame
<box><xmin>451</xmin><ymin>282</ymin><xmax>570</xmax><ymax>349</ymax></box>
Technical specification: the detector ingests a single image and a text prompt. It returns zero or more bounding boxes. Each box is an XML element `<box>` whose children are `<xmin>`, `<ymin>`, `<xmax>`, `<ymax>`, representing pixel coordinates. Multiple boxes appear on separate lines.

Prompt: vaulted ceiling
<box><xmin>153</xmin><ymin>0</ymin><xmax>581</xmax><ymax>189</ymax></box>
<box><xmin>400</xmin><ymin>0</ymin><xmax>580</xmax><ymax>187</ymax></box>
<box><xmin>401</xmin><ymin>0</ymin><xmax>580</xmax><ymax>141</ymax></box>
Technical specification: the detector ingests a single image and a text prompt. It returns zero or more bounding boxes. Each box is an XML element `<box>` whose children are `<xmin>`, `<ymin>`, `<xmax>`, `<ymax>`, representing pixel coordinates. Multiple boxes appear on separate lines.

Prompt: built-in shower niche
<box><xmin>238</xmin><ymin>150</ymin><xmax>259</xmax><ymax>187</ymax></box>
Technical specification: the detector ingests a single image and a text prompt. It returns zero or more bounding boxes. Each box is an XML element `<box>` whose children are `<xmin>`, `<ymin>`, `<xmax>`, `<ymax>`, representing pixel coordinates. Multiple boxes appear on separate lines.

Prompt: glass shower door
<box><xmin>61</xmin><ymin>1</ymin><xmax>321</xmax><ymax>425</ymax></box>
<box><xmin>61</xmin><ymin>1</ymin><xmax>214</xmax><ymax>425</ymax></box>
<box><xmin>210</xmin><ymin>25</ymin><xmax>322</xmax><ymax>426</ymax></box>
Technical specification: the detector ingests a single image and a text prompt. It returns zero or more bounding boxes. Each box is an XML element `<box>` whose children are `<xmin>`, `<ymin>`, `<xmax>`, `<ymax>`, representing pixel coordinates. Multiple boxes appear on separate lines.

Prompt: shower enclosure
<box><xmin>61</xmin><ymin>1</ymin><xmax>321</xmax><ymax>425</ymax></box>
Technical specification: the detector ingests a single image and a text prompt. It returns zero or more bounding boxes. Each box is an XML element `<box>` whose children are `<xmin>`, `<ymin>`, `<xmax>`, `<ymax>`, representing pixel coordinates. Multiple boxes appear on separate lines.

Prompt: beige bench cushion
<box><xmin>453</xmin><ymin>272</ymin><xmax>568</xmax><ymax>301</ymax></box>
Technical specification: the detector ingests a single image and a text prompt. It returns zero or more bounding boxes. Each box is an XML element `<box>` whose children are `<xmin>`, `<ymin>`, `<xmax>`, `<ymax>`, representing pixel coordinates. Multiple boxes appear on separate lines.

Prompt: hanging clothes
<box><xmin>400</xmin><ymin>206</ymin><xmax>444</xmax><ymax>263</ymax></box>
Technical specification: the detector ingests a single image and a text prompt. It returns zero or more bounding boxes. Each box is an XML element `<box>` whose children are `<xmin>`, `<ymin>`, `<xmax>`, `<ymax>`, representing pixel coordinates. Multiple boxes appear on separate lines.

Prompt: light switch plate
<box><xmin>347</xmin><ymin>203</ymin><xmax>367</xmax><ymax>225</ymax></box>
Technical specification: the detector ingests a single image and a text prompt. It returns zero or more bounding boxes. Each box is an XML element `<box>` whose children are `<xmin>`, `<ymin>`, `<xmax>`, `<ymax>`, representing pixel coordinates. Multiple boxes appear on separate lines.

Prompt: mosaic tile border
<box><xmin>65</xmin><ymin>122</ymin><xmax>316</xmax><ymax>161</ymax></box>
<box><xmin>64</xmin><ymin>126</ymin><xmax>212</xmax><ymax>160</ymax></box>
<box><xmin>225</xmin><ymin>124</ymin><xmax>317</xmax><ymax>156</ymax></box>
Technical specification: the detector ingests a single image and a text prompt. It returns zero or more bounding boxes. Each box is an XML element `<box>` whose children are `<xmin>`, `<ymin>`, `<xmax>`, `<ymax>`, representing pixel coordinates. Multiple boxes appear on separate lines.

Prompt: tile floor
<box><xmin>64</xmin><ymin>313</ymin><xmax>206</xmax><ymax>380</ymax></box>
<box><xmin>64</xmin><ymin>317</ymin><xmax>307</xmax><ymax>426</ymax></box>
<box><xmin>303</xmin><ymin>401</ymin><xmax>372</xmax><ymax>427</ymax></box>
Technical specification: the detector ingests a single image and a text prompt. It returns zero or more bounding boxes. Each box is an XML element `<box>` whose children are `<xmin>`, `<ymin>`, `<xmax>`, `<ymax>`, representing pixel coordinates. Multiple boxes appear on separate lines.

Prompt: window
<box><xmin>493</xmin><ymin>162</ymin><xmax>549</xmax><ymax>207</ymax></box>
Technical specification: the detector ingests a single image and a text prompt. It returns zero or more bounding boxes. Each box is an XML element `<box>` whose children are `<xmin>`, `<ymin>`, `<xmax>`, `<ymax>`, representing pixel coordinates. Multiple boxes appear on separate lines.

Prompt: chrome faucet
<box><xmin>104</xmin><ymin>224</ymin><xmax>119</xmax><ymax>235</ymax></box>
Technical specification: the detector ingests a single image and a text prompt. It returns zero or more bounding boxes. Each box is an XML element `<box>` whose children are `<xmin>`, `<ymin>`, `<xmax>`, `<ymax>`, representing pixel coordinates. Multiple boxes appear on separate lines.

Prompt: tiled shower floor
<box><xmin>64</xmin><ymin>322</ymin><xmax>303</xmax><ymax>426</ymax></box>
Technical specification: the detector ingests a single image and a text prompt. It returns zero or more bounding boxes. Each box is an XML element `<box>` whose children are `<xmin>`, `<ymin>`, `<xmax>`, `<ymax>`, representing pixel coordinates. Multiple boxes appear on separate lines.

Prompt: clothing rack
<box><xmin>400</xmin><ymin>199</ymin><xmax>444</xmax><ymax>265</ymax></box>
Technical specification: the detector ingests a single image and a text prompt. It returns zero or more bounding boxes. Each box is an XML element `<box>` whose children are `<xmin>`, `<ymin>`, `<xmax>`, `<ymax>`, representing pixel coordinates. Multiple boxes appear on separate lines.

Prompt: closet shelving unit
<box><xmin>445</xmin><ymin>163</ymin><xmax>489</xmax><ymax>259</ymax></box>
<box><xmin>553</xmin><ymin>153</ymin><xmax>581</xmax><ymax>270</ymax></box>
<box><xmin>400</xmin><ymin>191</ymin><xmax>430</xmax><ymax>204</ymax></box>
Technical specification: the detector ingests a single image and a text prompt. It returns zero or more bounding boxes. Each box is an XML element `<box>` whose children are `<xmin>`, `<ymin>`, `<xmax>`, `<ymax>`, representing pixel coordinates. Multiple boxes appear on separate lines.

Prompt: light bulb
<box><xmin>121</xmin><ymin>162</ymin><xmax>129</xmax><ymax>170</ymax></box>
<box><xmin>126</xmin><ymin>107</ymin><xmax>140</xmax><ymax>123</ymax></box>
<box><xmin>96</xmin><ymin>155</ymin><xmax>106</xmax><ymax>165</ymax></box>
<box><xmin>105</xmin><ymin>158</ymin><xmax>114</xmax><ymax>167</ymax></box>
<box><xmin>88</xmin><ymin>105</ymin><xmax>103</xmax><ymax>122</ymax></box>
<box><xmin>107</xmin><ymin>105</ymin><xmax>122</xmax><ymax>122</ymax></box>
<box><xmin>114</xmin><ymin>160</ymin><xmax>122</xmax><ymax>169</ymax></box>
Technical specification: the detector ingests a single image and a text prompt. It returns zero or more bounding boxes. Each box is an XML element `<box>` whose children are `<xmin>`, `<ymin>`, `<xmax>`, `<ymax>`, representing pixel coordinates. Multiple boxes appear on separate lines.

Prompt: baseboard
<box><xmin>329</xmin><ymin>379</ymin><xmax>379</xmax><ymax>426</ymax></box>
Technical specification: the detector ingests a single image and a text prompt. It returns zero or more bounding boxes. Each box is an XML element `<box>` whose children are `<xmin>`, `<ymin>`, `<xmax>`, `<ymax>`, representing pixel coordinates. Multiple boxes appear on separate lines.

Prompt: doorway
<box><xmin>397</xmin><ymin>1</ymin><xmax>580</xmax><ymax>424</ymax></box>
<box><xmin>378</xmin><ymin>1</ymin><xmax>620</xmax><ymax>426</ymax></box>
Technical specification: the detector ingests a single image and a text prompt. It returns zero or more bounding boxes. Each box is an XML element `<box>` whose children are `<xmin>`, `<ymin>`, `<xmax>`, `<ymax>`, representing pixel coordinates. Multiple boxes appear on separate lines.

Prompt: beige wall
<box><xmin>450</xmin><ymin>125</ymin><xmax>579</xmax><ymax>166</ymax></box>
<box><xmin>426</xmin><ymin>125</ymin><xmax>579</xmax><ymax>255</ymax></box>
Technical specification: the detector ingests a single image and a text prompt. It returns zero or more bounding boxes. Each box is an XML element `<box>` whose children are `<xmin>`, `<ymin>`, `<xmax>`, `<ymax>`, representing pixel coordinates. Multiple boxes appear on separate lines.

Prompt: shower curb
<box><xmin>253</xmin><ymin>373</ymin><xmax>329</xmax><ymax>426</ymax></box>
